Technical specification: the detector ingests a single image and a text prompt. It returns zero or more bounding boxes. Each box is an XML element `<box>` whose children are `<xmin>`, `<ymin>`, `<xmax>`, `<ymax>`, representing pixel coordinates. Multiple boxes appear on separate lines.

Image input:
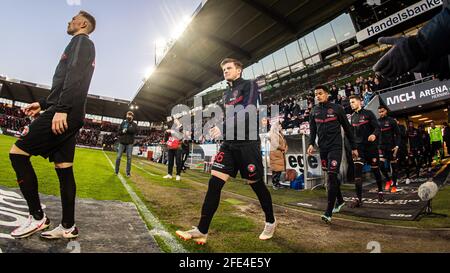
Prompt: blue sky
<box><xmin>0</xmin><ymin>0</ymin><xmax>202</xmax><ymax>100</ymax></box>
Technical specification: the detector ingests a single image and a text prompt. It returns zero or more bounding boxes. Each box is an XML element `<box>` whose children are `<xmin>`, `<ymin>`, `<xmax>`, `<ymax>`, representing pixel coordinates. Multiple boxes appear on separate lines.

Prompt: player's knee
<box><xmin>211</xmin><ymin>170</ymin><xmax>229</xmax><ymax>182</ymax></box>
<box><xmin>9</xmin><ymin>145</ymin><xmax>30</xmax><ymax>156</ymax></box>
<box><xmin>55</xmin><ymin>162</ymin><xmax>73</xmax><ymax>169</ymax></box>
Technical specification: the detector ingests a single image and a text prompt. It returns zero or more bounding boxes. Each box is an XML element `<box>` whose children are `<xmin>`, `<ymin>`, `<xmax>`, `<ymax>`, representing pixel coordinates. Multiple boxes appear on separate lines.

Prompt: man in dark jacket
<box><xmin>377</xmin><ymin>106</ymin><xmax>401</xmax><ymax>193</ymax></box>
<box><xmin>308</xmin><ymin>86</ymin><xmax>356</xmax><ymax>224</ymax></box>
<box><xmin>115</xmin><ymin>111</ymin><xmax>138</xmax><ymax>177</ymax></box>
<box><xmin>443</xmin><ymin>122</ymin><xmax>450</xmax><ymax>156</ymax></box>
<box><xmin>350</xmin><ymin>95</ymin><xmax>384</xmax><ymax>206</ymax></box>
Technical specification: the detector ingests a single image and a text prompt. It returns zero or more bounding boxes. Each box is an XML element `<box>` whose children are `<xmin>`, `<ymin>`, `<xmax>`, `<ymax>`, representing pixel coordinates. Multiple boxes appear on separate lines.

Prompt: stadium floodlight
<box><xmin>154</xmin><ymin>38</ymin><xmax>168</xmax><ymax>65</ymax></box>
<box><xmin>144</xmin><ymin>66</ymin><xmax>155</xmax><ymax>80</ymax></box>
<box><xmin>411</xmin><ymin>114</ymin><xmax>423</xmax><ymax>118</ymax></box>
<box><xmin>171</xmin><ymin>15</ymin><xmax>193</xmax><ymax>40</ymax></box>
<box><xmin>418</xmin><ymin>118</ymin><xmax>429</xmax><ymax>121</ymax></box>
<box><xmin>155</xmin><ymin>38</ymin><xmax>167</xmax><ymax>49</ymax></box>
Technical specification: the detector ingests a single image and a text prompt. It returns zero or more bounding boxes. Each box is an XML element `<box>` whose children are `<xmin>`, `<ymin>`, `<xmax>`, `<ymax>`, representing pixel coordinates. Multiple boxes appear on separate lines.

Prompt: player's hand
<box><xmin>22</xmin><ymin>102</ymin><xmax>41</xmax><ymax>117</ymax></box>
<box><xmin>261</xmin><ymin>117</ymin><xmax>268</xmax><ymax>127</ymax></box>
<box><xmin>122</xmin><ymin>129</ymin><xmax>127</xmax><ymax>134</ymax></box>
<box><xmin>373</xmin><ymin>36</ymin><xmax>422</xmax><ymax>80</ymax></box>
<box><xmin>307</xmin><ymin>145</ymin><xmax>315</xmax><ymax>156</ymax></box>
<box><xmin>368</xmin><ymin>134</ymin><xmax>377</xmax><ymax>142</ymax></box>
<box><xmin>392</xmin><ymin>146</ymin><xmax>399</xmax><ymax>157</ymax></box>
<box><xmin>209</xmin><ymin>126</ymin><xmax>222</xmax><ymax>140</ymax></box>
<box><xmin>352</xmin><ymin>149</ymin><xmax>359</xmax><ymax>160</ymax></box>
<box><xmin>52</xmin><ymin>112</ymin><xmax>68</xmax><ymax>135</ymax></box>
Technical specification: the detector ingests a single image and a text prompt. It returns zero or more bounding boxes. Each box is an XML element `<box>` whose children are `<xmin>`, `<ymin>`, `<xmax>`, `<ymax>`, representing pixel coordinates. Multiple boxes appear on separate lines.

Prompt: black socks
<box><xmin>56</xmin><ymin>167</ymin><xmax>77</xmax><ymax>229</ymax></box>
<box><xmin>250</xmin><ymin>180</ymin><xmax>275</xmax><ymax>224</ymax></box>
<box><xmin>372</xmin><ymin>167</ymin><xmax>383</xmax><ymax>192</ymax></box>
<box><xmin>9</xmin><ymin>154</ymin><xmax>43</xmax><ymax>220</ymax></box>
<box><xmin>326</xmin><ymin>173</ymin><xmax>342</xmax><ymax>217</ymax></box>
<box><xmin>198</xmin><ymin>176</ymin><xmax>226</xmax><ymax>234</ymax></box>
<box><xmin>197</xmin><ymin>176</ymin><xmax>276</xmax><ymax>234</ymax></box>
<box><xmin>354</xmin><ymin>163</ymin><xmax>363</xmax><ymax>201</ymax></box>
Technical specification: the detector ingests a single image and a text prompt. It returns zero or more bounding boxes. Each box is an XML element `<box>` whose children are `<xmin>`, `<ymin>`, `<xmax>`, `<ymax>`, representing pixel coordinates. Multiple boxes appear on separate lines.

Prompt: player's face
<box><xmin>222</xmin><ymin>63</ymin><xmax>241</xmax><ymax>81</ymax></box>
<box><xmin>314</xmin><ymin>89</ymin><xmax>328</xmax><ymax>103</ymax></box>
<box><xmin>350</xmin><ymin>98</ymin><xmax>361</xmax><ymax>110</ymax></box>
<box><xmin>67</xmin><ymin>14</ymin><xmax>86</xmax><ymax>35</ymax></box>
<box><xmin>378</xmin><ymin>108</ymin><xmax>387</xmax><ymax>118</ymax></box>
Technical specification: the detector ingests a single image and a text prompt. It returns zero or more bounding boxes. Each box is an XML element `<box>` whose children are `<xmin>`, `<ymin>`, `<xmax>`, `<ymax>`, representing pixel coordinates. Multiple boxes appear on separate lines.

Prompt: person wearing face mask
<box><xmin>115</xmin><ymin>111</ymin><xmax>138</xmax><ymax>177</ymax></box>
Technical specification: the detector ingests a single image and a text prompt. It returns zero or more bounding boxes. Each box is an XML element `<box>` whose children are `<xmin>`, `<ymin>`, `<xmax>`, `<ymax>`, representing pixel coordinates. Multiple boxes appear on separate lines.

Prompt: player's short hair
<box><xmin>79</xmin><ymin>10</ymin><xmax>96</xmax><ymax>34</ymax></box>
<box><xmin>220</xmin><ymin>58</ymin><xmax>243</xmax><ymax>69</ymax></box>
<box><xmin>378</xmin><ymin>105</ymin><xmax>388</xmax><ymax>111</ymax></box>
<box><xmin>349</xmin><ymin>95</ymin><xmax>362</xmax><ymax>101</ymax></box>
<box><xmin>314</xmin><ymin>85</ymin><xmax>329</xmax><ymax>93</ymax></box>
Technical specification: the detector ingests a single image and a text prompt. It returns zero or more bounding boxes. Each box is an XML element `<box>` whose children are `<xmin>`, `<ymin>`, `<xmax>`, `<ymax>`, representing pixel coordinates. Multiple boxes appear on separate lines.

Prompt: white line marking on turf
<box><xmin>103</xmin><ymin>152</ymin><xmax>187</xmax><ymax>253</ymax></box>
<box><xmin>119</xmin><ymin>158</ymin><xmax>158</xmax><ymax>176</ymax></box>
<box><xmin>132</xmin><ymin>163</ymin><xmax>159</xmax><ymax>176</ymax></box>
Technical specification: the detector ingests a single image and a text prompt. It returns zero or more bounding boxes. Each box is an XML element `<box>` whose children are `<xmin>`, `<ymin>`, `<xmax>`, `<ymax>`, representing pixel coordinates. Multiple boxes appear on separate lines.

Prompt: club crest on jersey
<box><xmin>327</xmin><ymin>108</ymin><xmax>334</xmax><ymax>115</ymax></box>
<box><xmin>248</xmin><ymin>164</ymin><xmax>256</xmax><ymax>173</ymax></box>
<box><xmin>232</xmin><ymin>90</ymin><xmax>239</xmax><ymax>99</ymax></box>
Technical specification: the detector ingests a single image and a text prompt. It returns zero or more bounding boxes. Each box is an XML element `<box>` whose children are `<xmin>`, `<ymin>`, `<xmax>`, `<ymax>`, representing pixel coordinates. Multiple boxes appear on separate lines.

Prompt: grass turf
<box><xmin>1</xmin><ymin>134</ymin><xmax>449</xmax><ymax>253</ymax></box>
<box><xmin>0</xmin><ymin>135</ymin><xmax>131</xmax><ymax>202</ymax></box>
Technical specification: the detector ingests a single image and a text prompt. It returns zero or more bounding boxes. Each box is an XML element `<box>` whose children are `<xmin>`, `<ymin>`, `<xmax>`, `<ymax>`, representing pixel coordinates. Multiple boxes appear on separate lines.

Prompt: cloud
<box><xmin>66</xmin><ymin>0</ymin><xmax>82</xmax><ymax>6</ymax></box>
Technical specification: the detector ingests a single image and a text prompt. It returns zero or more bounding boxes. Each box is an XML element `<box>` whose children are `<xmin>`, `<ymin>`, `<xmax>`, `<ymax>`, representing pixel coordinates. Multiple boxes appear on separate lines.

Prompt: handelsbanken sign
<box><xmin>356</xmin><ymin>0</ymin><xmax>442</xmax><ymax>43</ymax></box>
<box><xmin>380</xmin><ymin>79</ymin><xmax>450</xmax><ymax>112</ymax></box>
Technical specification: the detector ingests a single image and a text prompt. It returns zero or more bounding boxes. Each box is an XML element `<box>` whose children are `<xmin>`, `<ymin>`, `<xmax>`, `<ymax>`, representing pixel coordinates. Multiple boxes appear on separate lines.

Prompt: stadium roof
<box><xmin>0</xmin><ymin>77</ymin><xmax>133</xmax><ymax>120</ymax></box>
<box><xmin>133</xmin><ymin>0</ymin><xmax>358</xmax><ymax>121</ymax></box>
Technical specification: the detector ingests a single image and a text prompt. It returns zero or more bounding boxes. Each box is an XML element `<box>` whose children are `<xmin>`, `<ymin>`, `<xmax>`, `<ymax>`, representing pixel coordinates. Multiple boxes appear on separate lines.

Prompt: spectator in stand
<box><xmin>345</xmin><ymin>82</ymin><xmax>354</xmax><ymax>97</ymax></box>
<box><xmin>330</xmin><ymin>84</ymin><xmax>339</xmax><ymax>103</ymax></box>
<box><xmin>362</xmin><ymin>83</ymin><xmax>375</xmax><ymax>106</ymax></box>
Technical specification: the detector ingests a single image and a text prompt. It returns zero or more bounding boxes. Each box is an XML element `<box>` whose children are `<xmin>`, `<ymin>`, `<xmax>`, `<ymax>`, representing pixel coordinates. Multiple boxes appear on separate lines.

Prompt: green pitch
<box><xmin>0</xmin><ymin>135</ymin><xmax>131</xmax><ymax>202</ymax></box>
<box><xmin>1</xmin><ymin>134</ymin><xmax>449</xmax><ymax>253</ymax></box>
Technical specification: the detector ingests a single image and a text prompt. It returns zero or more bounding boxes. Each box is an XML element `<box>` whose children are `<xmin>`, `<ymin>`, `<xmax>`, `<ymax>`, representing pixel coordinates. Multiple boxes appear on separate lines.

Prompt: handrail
<box><xmin>374</xmin><ymin>75</ymin><xmax>435</xmax><ymax>96</ymax></box>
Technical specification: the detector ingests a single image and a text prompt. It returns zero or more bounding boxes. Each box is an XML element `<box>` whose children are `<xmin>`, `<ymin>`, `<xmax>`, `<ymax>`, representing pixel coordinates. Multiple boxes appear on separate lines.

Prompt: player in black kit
<box><xmin>349</xmin><ymin>96</ymin><xmax>384</xmax><ymax>207</ymax></box>
<box><xmin>8</xmin><ymin>11</ymin><xmax>96</xmax><ymax>239</ymax></box>
<box><xmin>308</xmin><ymin>86</ymin><xmax>356</xmax><ymax>224</ymax></box>
<box><xmin>377</xmin><ymin>106</ymin><xmax>401</xmax><ymax>193</ymax></box>
<box><xmin>176</xmin><ymin>58</ymin><xmax>276</xmax><ymax>244</ymax></box>
<box><xmin>407</xmin><ymin>121</ymin><xmax>424</xmax><ymax>181</ymax></box>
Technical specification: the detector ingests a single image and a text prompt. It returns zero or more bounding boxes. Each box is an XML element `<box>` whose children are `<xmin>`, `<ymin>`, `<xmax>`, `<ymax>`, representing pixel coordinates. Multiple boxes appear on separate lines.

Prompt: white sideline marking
<box><xmin>118</xmin><ymin>158</ymin><xmax>158</xmax><ymax>176</ymax></box>
<box><xmin>103</xmin><ymin>152</ymin><xmax>187</xmax><ymax>253</ymax></box>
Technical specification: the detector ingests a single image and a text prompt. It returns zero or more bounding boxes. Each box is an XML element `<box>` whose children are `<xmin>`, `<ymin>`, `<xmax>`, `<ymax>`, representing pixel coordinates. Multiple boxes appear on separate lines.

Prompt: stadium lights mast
<box><xmin>144</xmin><ymin>66</ymin><xmax>155</xmax><ymax>81</ymax></box>
<box><xmin>152</xmin><ymin>15</ymin><xmax>193</xmax><ymax>66</ymax></box>
<box><xmin>145</xmin><ymin>15</ymin><xmax>193</xmax><ymax>81</ymax></box>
